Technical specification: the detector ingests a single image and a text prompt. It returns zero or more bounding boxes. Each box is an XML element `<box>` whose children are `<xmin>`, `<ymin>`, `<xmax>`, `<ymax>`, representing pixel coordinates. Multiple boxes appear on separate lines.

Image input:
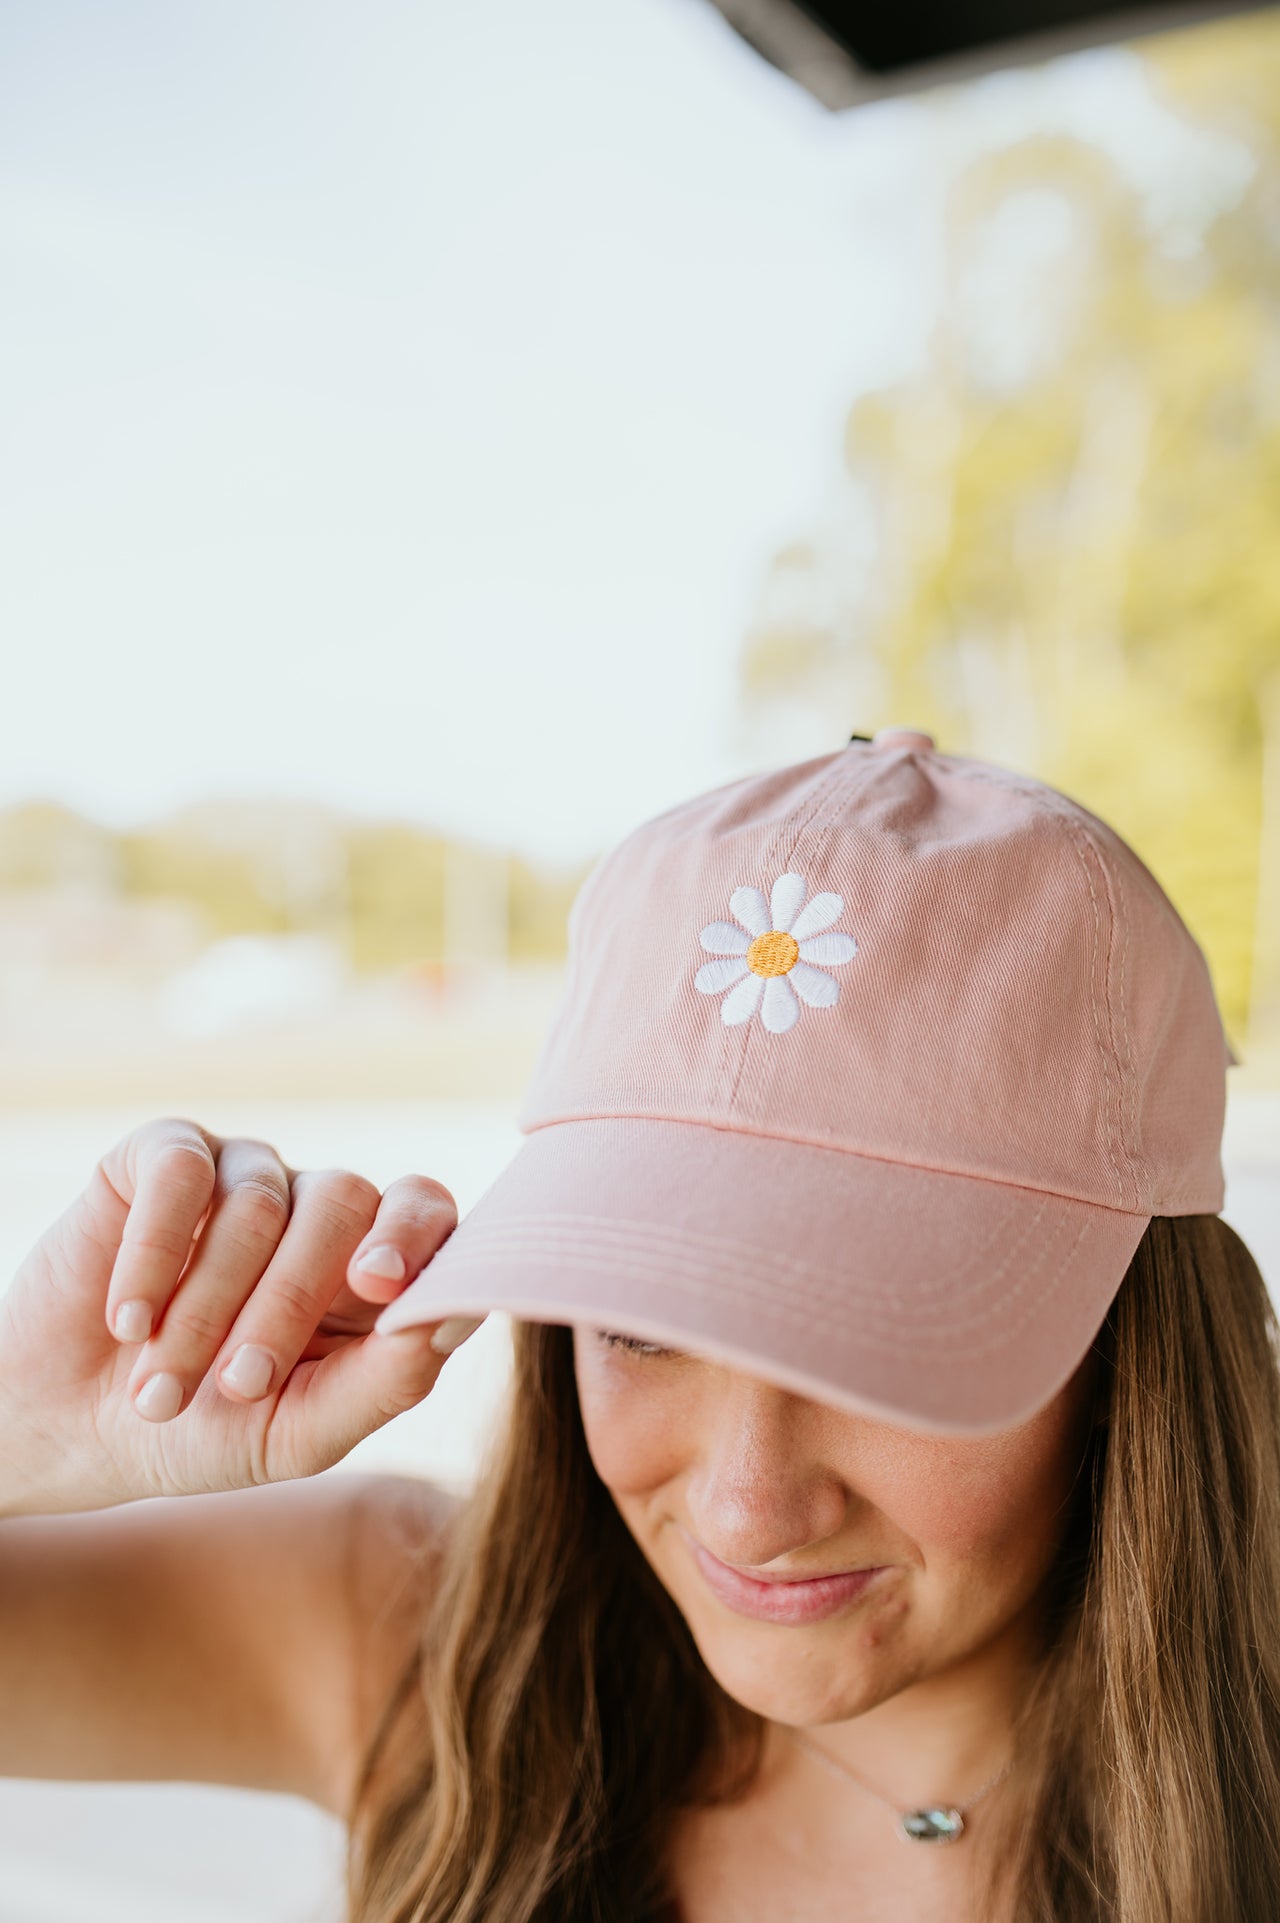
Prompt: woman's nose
<box><xmin>682</xmin><ymin>1386</ymin><xmax>851</xmax><ymax>1570</ymax></box>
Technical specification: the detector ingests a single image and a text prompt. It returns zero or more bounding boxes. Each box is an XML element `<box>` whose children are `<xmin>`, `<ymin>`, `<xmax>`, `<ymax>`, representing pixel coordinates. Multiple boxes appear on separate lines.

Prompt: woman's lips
<box><xmin>681</xmin><ymin>1529</ymin><xmax>889</xmax><ymax>1625</ymax></box>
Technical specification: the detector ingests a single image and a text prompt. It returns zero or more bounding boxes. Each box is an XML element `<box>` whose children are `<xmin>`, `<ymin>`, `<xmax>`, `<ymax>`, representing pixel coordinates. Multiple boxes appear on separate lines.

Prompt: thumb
<box><xmin>279</xmin><ymin>1320</ymin><xmax>456</xmax><ymax>1471</ymax></box>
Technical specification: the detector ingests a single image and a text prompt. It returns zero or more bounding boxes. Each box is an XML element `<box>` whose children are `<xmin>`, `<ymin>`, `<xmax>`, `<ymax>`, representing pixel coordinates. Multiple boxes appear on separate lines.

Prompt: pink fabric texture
<box><xmin>375</xmin><ymin>731</ymin><xmax>1236</xmax><ymax>1435</ymax></box>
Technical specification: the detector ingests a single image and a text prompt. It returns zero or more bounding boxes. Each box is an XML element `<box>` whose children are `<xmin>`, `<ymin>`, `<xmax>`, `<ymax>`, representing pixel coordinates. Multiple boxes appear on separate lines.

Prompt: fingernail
<box><xmin>220</xmin><ymin>1344</ymin><xmax>275</xmax><ymax>1399</ymax></box>
<box><xmin>135</xmin><ymin>1373</ymin><xmax>183</xmax><ymax>1421</ymax></box>
<box><xmin>113</xmin><ymin>1299</ymin><xmax>153</xmax><ymax>1344</ymax></box>
<box><xmin>354</xmin><ymin>1244</ymin><xmax>406</xmax><ymax>1282</ymax></box>
<box><xmin>430</xmin><ymin>1315</ymin><xmax>485</xmax><ymax>1357</ymax></box>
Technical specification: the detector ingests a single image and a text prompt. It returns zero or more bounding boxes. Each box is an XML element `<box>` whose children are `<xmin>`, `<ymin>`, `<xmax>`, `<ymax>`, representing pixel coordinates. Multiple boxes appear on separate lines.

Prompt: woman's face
<box><xmin>571</xmin><ymin>1325</ymin><xmax>1096</xmax><ymax>1728</ymax></box>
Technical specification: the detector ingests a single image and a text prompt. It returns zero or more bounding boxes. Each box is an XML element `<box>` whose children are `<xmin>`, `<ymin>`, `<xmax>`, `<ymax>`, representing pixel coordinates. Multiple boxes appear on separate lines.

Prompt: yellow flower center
<box><xmin>747</xmin><ymin>930</ymin><xmax>800</xmax><ymax>978</ymax></box>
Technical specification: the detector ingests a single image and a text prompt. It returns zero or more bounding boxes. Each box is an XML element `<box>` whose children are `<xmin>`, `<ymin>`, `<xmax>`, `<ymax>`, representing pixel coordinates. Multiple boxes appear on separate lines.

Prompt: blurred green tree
<box><xmin>0</xmin><ymin>799</ymin><xmax>591</xmax><ymax>976</ymax></box>
<box><xmin>739</xmin><ymin>11</ymin><xmax>1280</xmax><ymax>1054</ymax></box>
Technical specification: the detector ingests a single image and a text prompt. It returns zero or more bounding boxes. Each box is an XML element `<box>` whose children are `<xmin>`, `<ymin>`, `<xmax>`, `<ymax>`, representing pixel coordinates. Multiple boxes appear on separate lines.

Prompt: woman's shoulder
<box><xmin>342</xmin><ymin>1469</ymin><xmax>467</xmax><ymax>1580</ymax></box>
<box><xmin>337</xmin><ymin>1472</ymin><xmax>468</xmax><ymax>1814</ymax></box>
<box><xmin>342</xmin><ymin>1468</ymin><xmax>467</xmax><ymax>1678</ymax></box>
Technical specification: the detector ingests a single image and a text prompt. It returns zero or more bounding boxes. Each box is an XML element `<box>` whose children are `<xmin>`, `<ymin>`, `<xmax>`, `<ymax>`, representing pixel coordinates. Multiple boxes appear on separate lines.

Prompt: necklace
<box><xmin>784</xmin><ymin>1728</ymin><xmax>1017</xmax><ymax>1845</ymax></box>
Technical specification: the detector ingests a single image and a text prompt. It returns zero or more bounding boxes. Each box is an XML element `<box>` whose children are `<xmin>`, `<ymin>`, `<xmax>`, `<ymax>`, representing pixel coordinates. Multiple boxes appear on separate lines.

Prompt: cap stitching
<box><xmin>1061</xmin><ymin>811</ymin><xmax>1144</xmax><ymax>1209</ymax></box>
<box><xmin>442</xmin><ymin>1176</ymin><xmax>1064</xmax><ymax>1334</ymax></box>
<box><xmin>440</xmin><ymin>1193</ymin><xmax>1038</xmax><ymax>1312</ymax></box>
<box><xmin>1109</xmin><ymin>853</ymin><xmax>1148</xmax><ymax>1202</ymax></box>
<box><xmin>940</xmin><ymin>761</ymin><xmax>1130</xmax><ymax>1211</ymax></box>
<box><xmin>447</xmin><ymin>1248</ymin><xmax>1030</xmax><ymax>1345</ymax></box>
<box><xmin>432</xmin><ymin>1232</ymin><xmax>1034</xmax><ymax>1346</ymax></box>
<box><xmin>489</xmin><ymin>1252</ymin><xmax>1057</xmax><ymax>1354</ymax></box>
<box><xmin>448</xmin><ymin>1206</ymin><xmax>1099</xmax><ymax>1361</ymax></box>
<box><xmin>1062</xmin><ymin>809</ymin><xmax>1128</xmax><ymax>1208</ymax></box>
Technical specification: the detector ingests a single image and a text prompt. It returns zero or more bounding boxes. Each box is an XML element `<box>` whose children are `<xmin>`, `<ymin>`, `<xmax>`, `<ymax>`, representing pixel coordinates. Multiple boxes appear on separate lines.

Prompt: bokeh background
<box><xmin>2</xmin><ymin>1</ymin><xmax>1278</xmax><ymax>1917</ymax></box>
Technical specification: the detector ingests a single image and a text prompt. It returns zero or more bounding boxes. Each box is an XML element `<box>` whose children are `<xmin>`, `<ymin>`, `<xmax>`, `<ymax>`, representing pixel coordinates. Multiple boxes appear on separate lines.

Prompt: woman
<box><xmin>1</xmin><ymin>729</ymin><xmax>1273</xmax><ymax>1923</ymax></box>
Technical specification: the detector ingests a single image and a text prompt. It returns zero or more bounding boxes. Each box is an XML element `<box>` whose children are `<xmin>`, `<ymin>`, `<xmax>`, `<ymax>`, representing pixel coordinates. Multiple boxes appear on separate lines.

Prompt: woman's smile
<box><xmin>679</xmin><ymin>1524</ymin><xmax>892</xmax><ymax>1624</ymax></box>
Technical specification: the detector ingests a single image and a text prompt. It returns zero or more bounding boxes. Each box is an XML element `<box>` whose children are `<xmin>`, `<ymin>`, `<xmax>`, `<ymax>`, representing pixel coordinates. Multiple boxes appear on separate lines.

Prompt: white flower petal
<box><xmin>720</xmin><ymin>971</ymin><xmax>765</xmax><ymax>1025</ymax></box>
<box><xmin>699</xmin><ymin>920</ymin><xmax>751</xmax><ymax>955</ymax></box>
<box><xmin>695</xmin><ymin>957</ymin><xmax>750</xmax><ymax>994</ymax></box>
<box><xmin>729</xmin><ymin>885</ymin><xmax>769</xmax><ymax>936</ymax></box>
<box><xmin>789</xmin><ymin>891</ymin><xmax>845</xmax><ymax>941</ymax></box>
<box><xmin>769</xmin><ymin>872</ymin><xmax>807</xmax><ymax>933</ymax></box>
<box><xmin>789</xmin><ymin>961</ymin><xmax>840</xmax><ymax>1008</ymax></box>
<box><xmin>797</xmin><ymin>931</ymin><xmax>857</xmax><ymax>966</ymax></box>
<box><xmin>761</xmin><ymin>974</ymin><xmax>800</xmax><ymax>1032</ymax></box>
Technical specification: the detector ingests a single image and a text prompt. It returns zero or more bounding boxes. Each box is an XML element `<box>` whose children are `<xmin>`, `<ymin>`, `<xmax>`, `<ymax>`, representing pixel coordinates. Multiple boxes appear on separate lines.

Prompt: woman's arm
<box><xmin>0</xmin><ymin>1116</ymin><xmax>476</xmax><ymax>1818</ymax></box>
<box><xmin>0</xmin><ymin>1469</ymin><xmax>455</xmax><ymax>1818</ymax></box>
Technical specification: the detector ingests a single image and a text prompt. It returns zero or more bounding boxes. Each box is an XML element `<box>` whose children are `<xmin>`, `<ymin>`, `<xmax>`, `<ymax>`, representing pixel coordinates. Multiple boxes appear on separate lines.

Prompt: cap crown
<box><xmin>518</xmin><ymin>737</ymin><xmax>1230</xmax><ymax>1217</ymax></box>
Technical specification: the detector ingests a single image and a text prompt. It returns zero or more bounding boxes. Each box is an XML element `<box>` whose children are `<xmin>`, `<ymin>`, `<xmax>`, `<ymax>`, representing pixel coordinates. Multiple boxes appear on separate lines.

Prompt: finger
<box><xmin>125</xmin><ymin>1138</ymin><xmax>295</xmax><ymax>1423</ymax></box>
<box><xmin>207</xmin><ymin>1167</ymin><xmax>381</xmax><ymax>1408</ymax></box>
<box><xmin>100</xmin><ymin>1118</ymin><xmax>221</xmax><ymax>1346</ymax></box>
<box><xmin>344</xmin><ymin>1174</ymin><xmax>459</xmax><ymax>1305</ymax></box>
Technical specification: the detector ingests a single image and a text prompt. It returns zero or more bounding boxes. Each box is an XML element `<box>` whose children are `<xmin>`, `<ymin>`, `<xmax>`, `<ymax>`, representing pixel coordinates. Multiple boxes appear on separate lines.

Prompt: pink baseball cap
<box><xmin>375</xmin><ymin>728</ymin><xmax>1240</xmax><ymax>1435</ymax></box>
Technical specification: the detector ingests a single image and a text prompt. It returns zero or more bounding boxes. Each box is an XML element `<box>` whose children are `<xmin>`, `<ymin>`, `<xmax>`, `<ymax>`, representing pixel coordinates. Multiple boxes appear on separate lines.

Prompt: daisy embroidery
<box><xmin>693</xmin><ymin>870</ymin><xmax>858</xmax><ymax>1034</ymax></box>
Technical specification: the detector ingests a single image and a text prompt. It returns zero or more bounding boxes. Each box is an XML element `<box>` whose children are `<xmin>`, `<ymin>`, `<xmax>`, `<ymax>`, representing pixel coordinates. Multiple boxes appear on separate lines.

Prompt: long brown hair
<box><xmin>343</xmin><ymin>1214</ymin><xmax>1280</xmax><ymax>1923</ymax></box>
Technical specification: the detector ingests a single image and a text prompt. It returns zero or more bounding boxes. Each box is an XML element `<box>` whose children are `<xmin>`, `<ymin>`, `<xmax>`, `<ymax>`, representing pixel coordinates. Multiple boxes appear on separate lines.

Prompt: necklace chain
<box><xmin>784</xmin><ymin>1727</ymin><xmax>1017</xmax><ymax>1841</ymax></box>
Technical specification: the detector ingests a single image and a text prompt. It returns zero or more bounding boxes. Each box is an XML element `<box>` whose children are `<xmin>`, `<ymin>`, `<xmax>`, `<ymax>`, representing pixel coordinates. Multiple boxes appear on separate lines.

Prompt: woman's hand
<box><xmin>0</xmin><ymin>1117</ymin><xmax>481</xmax><ymax>1515</ymax></box>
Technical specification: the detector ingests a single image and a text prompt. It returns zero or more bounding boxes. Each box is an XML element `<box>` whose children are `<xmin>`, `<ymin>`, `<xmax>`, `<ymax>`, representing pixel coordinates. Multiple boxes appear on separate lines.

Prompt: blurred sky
<box><xmin>1</xmin><ymin>0</ymin><xmax>1253</xmax><ymax>864</ymax></box>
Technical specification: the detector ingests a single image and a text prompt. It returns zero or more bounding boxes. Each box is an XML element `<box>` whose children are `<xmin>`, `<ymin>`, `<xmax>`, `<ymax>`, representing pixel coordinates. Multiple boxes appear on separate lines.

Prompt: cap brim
<box><xmin>375</xmin><ymin>1116</ymin><xmax>1150</xmax><ymax>1437</ymax></box>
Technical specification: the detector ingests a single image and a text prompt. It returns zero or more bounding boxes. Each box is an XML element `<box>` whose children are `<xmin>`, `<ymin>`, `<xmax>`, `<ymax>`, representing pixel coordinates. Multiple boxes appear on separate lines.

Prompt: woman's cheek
<box><xmin>871</xmin><ymin>1430</ymin><xmax>1080</xmax><ymax>1588</ymax></box>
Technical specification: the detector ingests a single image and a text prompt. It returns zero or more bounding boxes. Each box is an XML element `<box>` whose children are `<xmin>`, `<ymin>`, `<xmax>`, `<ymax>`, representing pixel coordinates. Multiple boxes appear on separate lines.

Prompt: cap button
<box><xmin>871</xmin><ymin>726</ymin><xmax>936</xmax><ymax>754</ymax></box>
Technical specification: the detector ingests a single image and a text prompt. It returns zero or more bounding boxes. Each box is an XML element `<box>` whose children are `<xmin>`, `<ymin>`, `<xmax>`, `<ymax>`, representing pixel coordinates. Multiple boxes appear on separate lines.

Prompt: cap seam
<box><xmin>724</xmin><ymin>748</ymin><xmax>880</xmax><ymax>1119</ymax></box>
<box><xmin>1060</xmin><ymin>810</ymin><xmax>1146</xmax><ymax>1210</ymax></box>
<box><xmin>516</xmin><ymin>1108</ymin><xmax>1155</xmax><ymax>1215</ymax></box>
<box><xmin>1108</xmin><ymin>851</ymin><xmax>1149</xmax><ymax>1202</ymax></box>
<box><xmin>940</xmin><ymin>761</ymin><xmax>1134</xmax><ymax>1210</ymax></box>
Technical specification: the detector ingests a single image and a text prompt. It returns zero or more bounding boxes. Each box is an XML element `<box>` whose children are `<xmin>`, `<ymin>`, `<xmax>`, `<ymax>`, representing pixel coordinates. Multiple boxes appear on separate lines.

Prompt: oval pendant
<box><xmin>899</xmin><ymin>1806</ymin><xmax>965</xmax><ymax>1843</ymax></box>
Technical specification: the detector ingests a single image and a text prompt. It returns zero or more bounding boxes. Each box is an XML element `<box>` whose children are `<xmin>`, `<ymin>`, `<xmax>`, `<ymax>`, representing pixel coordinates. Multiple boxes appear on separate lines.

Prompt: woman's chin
<box><xmin>696</xmin><ymin>1632</ymin><xmax>897</xmax><ymax>1729</ymax></box>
